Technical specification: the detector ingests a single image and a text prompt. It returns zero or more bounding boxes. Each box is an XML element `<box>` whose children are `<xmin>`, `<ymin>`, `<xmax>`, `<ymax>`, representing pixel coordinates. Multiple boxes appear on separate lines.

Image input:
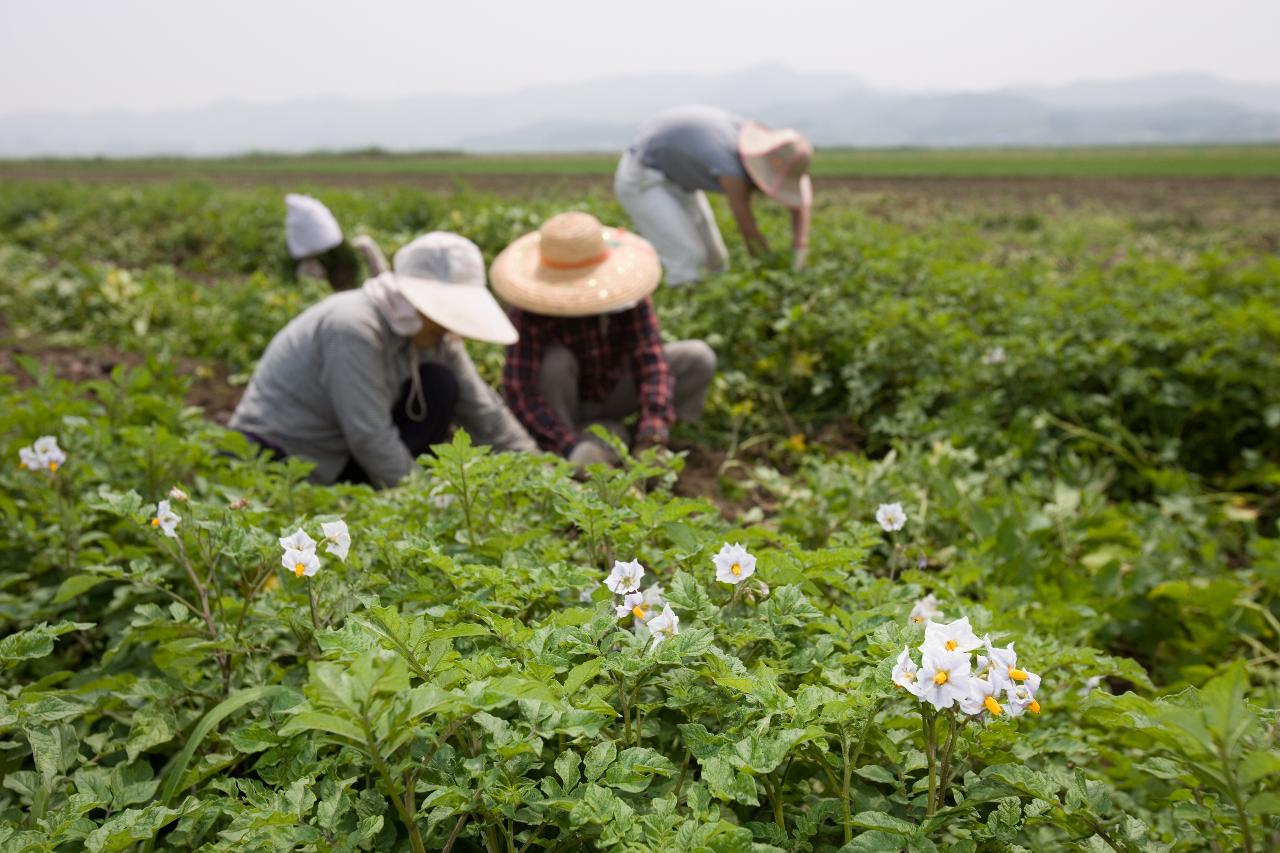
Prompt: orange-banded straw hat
<box><xmin>738</xmin><ymin>122</ymin><xmax>814</xmax><ymax>210</ymax></box>
<box><xmin>489</xmin><ymin>212</ymin><xmax>662</xmax><ymax>318</ymax></box>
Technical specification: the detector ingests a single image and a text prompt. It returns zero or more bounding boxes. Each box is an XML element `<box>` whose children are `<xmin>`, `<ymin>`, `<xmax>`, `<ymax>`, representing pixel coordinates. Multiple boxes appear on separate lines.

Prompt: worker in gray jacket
<box><xmin>230</xmin><ymin>232</ymin><xmax>538</xmax><ymax>487</ymax></box>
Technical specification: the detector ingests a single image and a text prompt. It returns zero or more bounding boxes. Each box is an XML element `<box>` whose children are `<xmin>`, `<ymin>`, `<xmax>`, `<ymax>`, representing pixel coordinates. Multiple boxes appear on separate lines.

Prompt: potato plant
<box><xmin>0</xmin><ymin>178</ymin><xmax>1278</xmax><ymax>851</ymax></box>
<box><xmin>0</xmin><ymin>372</ymin><xmax>1275</xmax><ymax>852</ymax></box>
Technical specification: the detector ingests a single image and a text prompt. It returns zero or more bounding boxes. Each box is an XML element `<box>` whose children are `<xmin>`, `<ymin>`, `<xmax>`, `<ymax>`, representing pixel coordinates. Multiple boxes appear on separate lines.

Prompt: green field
<box><xmin>1</xmin><ymin>175</ymin><xmax>1278</xmax><ymax>851</ymax></box>
<box><xmin>3</xmin><ymin>143</ymin><xmax>1280</xmax><ymax>181</ymax></box>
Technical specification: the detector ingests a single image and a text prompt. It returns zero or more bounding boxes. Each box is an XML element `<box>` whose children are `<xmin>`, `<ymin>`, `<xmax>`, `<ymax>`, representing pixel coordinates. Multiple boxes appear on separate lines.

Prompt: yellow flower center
<box><xmin>151</xmin><ymin>518</ymin><xmax>160</xmax><ymax>527</ymax></box>
<box><xmin>945</xmin><ymin>639</ymin><xmax>957</xmax><ymax>651</ymax></box>
<box><xmin>295</xmin><ymin>562</ymin><xmax>306</xmax><ymax>577</ymax></box>
<box><xmin>984</xmin><ymin>696</ymin><xmax>1003</xmax><ymax>715</ymax></box>
<box><xmin>911</xmin><ymin>616</ymin><xmax>925</xmax><ymax>624</ymax></box>
<box><xmin>631</xmin><ymin>605</ymin><xmax>647</xmax><ymax>620</ymax></box>
<box><xmin>1029</xmin><ymin>699</ymin><xmax>1041</xmax><ymax>714</ymax></box>
<box><xmin>49</xmin><ymin>462</ymin><xmax>59</xmax><ymax>472</ymax></box>
<box><xmin>731</xmin><ymin>563</ymin><xmax>742</xmax><ymax>576</ymax></box>
<box><xmin>18</xmin><ymin>461</ymin><xmax>27</xmax><ymax>469</ymax></box>
<box><xmin>934</xmin><ymin>670</ymin><xmax>949</xmax><ymax>685</ymax></box>
<box><xmin>1009</xmin><ymin>667</ymin><xmax>1028</xmax><ymax>681</ymax></box>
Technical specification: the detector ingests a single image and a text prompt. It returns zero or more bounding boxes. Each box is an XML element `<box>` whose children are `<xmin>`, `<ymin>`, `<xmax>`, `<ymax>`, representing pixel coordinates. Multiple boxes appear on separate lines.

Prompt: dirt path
<box><xmin>5</xmin><ymin>167</ymin><xmax>1280</xmax><ymax>212</ymax></box>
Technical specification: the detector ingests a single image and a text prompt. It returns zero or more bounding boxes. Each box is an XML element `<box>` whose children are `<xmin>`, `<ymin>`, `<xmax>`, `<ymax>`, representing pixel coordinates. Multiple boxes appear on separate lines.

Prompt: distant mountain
<box><xmin>1007</xmin><ymin>72</ymin><xmax>1280</xmax><ymax>114</ymax></box>
<box><xmin>1</xmin><ymin>65</ymin><xmax>1277</xmax><ymax>156</ymax></box>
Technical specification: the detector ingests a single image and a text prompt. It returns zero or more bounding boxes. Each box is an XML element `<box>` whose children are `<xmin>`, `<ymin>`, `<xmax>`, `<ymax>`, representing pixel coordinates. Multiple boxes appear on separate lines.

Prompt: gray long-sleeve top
<box><xmin>230</xmin><ymin>290</ymin><xmax>537</xmax><ymax>487</ymax></box>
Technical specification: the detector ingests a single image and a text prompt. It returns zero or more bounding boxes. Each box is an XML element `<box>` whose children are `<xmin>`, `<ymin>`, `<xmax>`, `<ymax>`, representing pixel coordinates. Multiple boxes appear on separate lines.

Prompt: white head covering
<box><xmin>285</xmin><ymin>194</ymin><xmax>343</xmax><ymax>259</ymax></box>
<box><xmin>393</xmin><ymin>233</ymin><xmax>518</xmax><ymax>345</ymax></box>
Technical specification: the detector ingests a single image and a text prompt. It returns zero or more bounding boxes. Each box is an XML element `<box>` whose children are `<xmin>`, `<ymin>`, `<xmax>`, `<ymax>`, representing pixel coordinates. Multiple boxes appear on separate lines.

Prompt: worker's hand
<box><xmin>568</xmin><ymin>440</ymin><xmax>618</xmax><ymax>480</ymax></box>
<box><xmin>632</xmin><ymin>433</ymin><xmax>668</xmax><ymax>454</ymax></box>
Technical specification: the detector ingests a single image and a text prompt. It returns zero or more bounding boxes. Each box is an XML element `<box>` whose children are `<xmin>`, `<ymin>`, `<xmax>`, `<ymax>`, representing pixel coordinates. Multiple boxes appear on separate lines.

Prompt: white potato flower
<box><xmin>892</xmin><ymin>646</ymin><xmax>923</xmax><ymax>696</ymax></box>
<box><xmin>647</xmin><ymin>604</ymin><xmax>680</xmax><ymax>649</ymax></box>
<box><xmin>18</xmin><ymin>446</ymin><xmax>42</xmax><ymax>470</ymax></box>
<box><xmin>33</xmin><ymin>436</ymin><xmax>66</xmax><ymax>472</ymax></box>
<box><xmin>151</xmin><ymin>500</ymin><xmax>181</xmax><ymax>538</ymax></box>
<box><xmin>321</xmin><ymin>520</ymin><xmax>351</xmax><ymax>561</ymax></box>
<box><xmin>1004</xmin><ymin>672</ymin><xmax>1043</xmax><ymax>717</ymax></box>
<box><xmin>981</xmin><ymin>345</ymin><xmax>1007</xmax><ymax>365</ymax></box>
<box><xmin>876</xmin><ymin>502</ymin><xmax>907</xmax><ymax>532</ymax></box>
<box><xmin>916</xmin><ymin>648</ymin><xmax>973</xmax><ymax>710</ymax></box>
<box><xmin>20</xmin><ymin>436</ymin><xmax>66</xmax><ymax>473</ymax></box>
<box><xmin>958</xmin><ymin>677</ymin><xmax>1005</xmax><ymax>717</ymax></box>
<box><xmin>980</xmin><ymin>640</ymin><xmax>1033</xmax><ymax>694</ymax></box>
<box><xmin>908</xmin><ymin>594</ymin><xmax>944</xmax><ymax>625</ymax></box>
<box><xmin>616</xmin><ymin>591</ymin><xmax>654</xmax><ymax>621</ymax></box>
<box><xmin>167</xmin><ymin>486</ymin><xmax>189</xmax><ymax>502</ymax></box>
<box><xmin>713</xmin><ymin>543</ymin><xmax>756</xmax><ymax>585</ymax></box>
<box><xmin>604</xmin><ymin>559</ymin><xmax>645</xmax><ymax>595</ymax></box>
<box><xmin>922</xmin><ymin>617</ymin><xmax>983</xmax><ymax>655</ymax></box>
<box><xmin>279</xmin><ymin>528</ymin><xmax>317</xmax><ymax>554</ymax></box>
<box><xmin>282</xmin><ymin>547</ymin><xmax>321</xmax><ymax>578</ymax></box>
<box><xmin>630</xmin><ymin>584</ymin><xmax>667</xmax><ymax>637</ymax></box>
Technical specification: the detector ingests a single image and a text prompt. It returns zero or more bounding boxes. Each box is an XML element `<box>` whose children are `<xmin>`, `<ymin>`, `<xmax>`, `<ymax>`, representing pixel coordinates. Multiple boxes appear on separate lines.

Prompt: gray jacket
<box><xmin>230</xmin><ymin>290</ymin><xmax>537</xmax><ymax>486</ymax></box>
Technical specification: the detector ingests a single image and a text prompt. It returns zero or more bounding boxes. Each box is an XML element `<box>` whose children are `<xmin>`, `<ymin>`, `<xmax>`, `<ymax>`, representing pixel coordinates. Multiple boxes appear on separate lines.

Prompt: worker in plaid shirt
<box><xmin>492</xmin><ymin>212</ymin><xmax>716</xmax><ymax>467</ymax></box>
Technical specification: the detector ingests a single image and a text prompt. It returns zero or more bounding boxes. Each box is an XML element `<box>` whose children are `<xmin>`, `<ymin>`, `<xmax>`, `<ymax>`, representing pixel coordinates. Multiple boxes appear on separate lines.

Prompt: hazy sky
<box><xmin>3</xmin><ymin>0</ymin><xmax>1278</xmax><ymax>117</ymax></box>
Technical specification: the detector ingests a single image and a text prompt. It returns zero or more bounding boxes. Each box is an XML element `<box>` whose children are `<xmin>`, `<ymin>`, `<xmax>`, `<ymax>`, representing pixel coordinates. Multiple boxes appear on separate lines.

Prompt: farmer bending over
<box><xmin>231</xmin><ymin>233</ymin><xmax>537</xmax><ymax>487</ymax></box>
<box><xmin>615</xmin><ymin>104</ymin><xmax>813</xmax><ymax>285</ymax></box>
<box><xmin>285</xmin><ymin>193</ymin><xmax>389</xmax><ymax>290</ymax></box>
<box><xmin>495</xmin><ymin>212</ymin><xmax>716</xmax><ymax>467</ymax></box>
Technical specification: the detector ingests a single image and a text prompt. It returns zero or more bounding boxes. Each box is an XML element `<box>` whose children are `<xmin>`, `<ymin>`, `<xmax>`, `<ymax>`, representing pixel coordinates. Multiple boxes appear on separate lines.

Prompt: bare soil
<box><xmin>0</xmin><ymin>326</ymin><xmax>241</xmax><ymax>426</ymax></box>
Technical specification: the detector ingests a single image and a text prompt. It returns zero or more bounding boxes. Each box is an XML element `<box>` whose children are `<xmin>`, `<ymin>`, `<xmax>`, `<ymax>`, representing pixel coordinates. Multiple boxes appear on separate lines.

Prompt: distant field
<box><xmin>2</xmin><ymin>144</ymin><xmax>1279</xmax><ymax>179</ymax></box>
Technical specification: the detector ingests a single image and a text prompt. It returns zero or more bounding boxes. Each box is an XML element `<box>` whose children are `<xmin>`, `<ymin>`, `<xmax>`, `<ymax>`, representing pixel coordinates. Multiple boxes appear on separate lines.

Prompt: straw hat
<box><xmin>490</xmin><ymin>212</ymin><xmax>662</xmax><ymax>317</ymax></box>
<box><xmin>393</xmin><ymin>232</ymin><xmax>518</xmax><ymax>345</ymax></box>
<box><xmin>738</xmin><ymin>123</ymin><xmax>814</xmax><ymax>210</ymax></box>
<box><xmin>284</xmin><ymin>193</ymin><xmax>343</xmax><ymax>259</ymax></box>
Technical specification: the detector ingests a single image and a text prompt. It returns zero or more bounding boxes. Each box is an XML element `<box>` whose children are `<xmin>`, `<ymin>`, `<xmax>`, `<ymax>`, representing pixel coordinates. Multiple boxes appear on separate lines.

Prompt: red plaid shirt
<box><xmin>503</xmin><ymin>297</ymin><xmax>674</xmax><ymax>456</ymax></box>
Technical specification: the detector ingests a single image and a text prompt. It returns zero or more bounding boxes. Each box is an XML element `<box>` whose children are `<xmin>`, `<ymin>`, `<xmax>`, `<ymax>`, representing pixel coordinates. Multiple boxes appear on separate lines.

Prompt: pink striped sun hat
<box><xmin>738</xmin><ymin>122</ymin><xmax>814</xmax><ymax>210</ymax></box>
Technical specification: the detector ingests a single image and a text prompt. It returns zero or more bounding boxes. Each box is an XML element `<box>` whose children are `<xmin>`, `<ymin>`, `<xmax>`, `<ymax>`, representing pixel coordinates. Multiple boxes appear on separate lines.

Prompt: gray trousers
<box><xmin>538</xmin><ymin>340</ymin><xmax>716</xmax><ymax>442</ymax></box>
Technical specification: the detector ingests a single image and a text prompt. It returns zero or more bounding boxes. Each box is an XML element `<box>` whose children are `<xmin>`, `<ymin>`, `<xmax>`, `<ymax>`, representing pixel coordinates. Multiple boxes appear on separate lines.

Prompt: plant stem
<box><xmin>232</xmin><ymin>561</ymin><xmax>275</xmax><ymax>644</ymax></box>
<box><xmin>673</xmin><ymin>751</ymin><xmax>691</xmax><ymax>800</ymax></box>
<box><xmin>768</xmin><ymin>772</ymin><xmax>786</xmax><ymax>832</ymax></box>
<box><xmin>517</xmin><ymin>825</ymin><xmax>545</xmax><ymax>853</ymax></box>
<box><xmin>1193</xmin><ymin>788</ymin><xmax>1226</xmax><ymax>853</ymax></box>
<box><xmin>841</xmin><ymin>730</ymin><xmax>853</xmax><ymax>843</ymax></box>
<box><xmin>442</xmin><ymin>813</ymin><xmax>469</xmax><ymax>853</ymax></box>
<box><xmin>937</xmin><ymin>712</ymin><xmax>960</xmax><ymax>812</ymax></box>
<box><xmin>363</xmin><ymin>721</ymin><xmax>425</xmax><ymax>853</ymax></box>
<box><xmin>924</xmin><ymin>710</ymin><xmax>938</xmax><ymax>817</ymax></box>
<box><xmin>1219</xmin><ymin>743</ymin><xmax>1255</xmax><ymax>853</ymax></box>
<box><xmin>175</xmin><ymin>538</ymin><xmax>229</xmax><ymax>688</ymax></box>
<box><xmin>307</xmin><ymin>577</ymin><xmax>321</xmax><ymax>632</ymax></box>
<box><xmin>615</xmin><ymin>675</ymin><xmax>632</xmax><ymax>747</ymax></box>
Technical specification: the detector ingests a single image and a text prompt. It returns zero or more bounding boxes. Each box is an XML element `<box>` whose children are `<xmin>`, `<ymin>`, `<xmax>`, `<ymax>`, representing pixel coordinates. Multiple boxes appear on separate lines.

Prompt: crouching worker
<box><xmin>285</xmin><ymin>193</ymin><xmax>389</xmax><ymax>290</ymax></box>
<box><xmin>230</xmin><ymin>232</ymin><xmax>538</xmax><ymax>487</ymax></box>
<box><xmin>493</xmin><ymin>212</ymin><xmax>716</xmax><ymax>467</ymax></box>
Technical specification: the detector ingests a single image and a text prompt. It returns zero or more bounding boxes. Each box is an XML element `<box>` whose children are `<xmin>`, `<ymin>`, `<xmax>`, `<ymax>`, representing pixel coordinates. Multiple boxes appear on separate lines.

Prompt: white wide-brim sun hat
<box><xmin>284</xmin><ymin>193</ymin><xmax>344</xmax><ymax>259</ymax></box>
<box><xmin>738</xmin><ymin>122</ymin><xmax>814</xmax><ymax>210</ymax></box>
<box><xmin>490</xmin><ymin>212</ymin><xmax>662</xmax><ymax>318</ymax></box>
<box><xmin>393</xmin><ymin>232</ymin><xmax>518</xmax><ymax>345</ymax></box>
